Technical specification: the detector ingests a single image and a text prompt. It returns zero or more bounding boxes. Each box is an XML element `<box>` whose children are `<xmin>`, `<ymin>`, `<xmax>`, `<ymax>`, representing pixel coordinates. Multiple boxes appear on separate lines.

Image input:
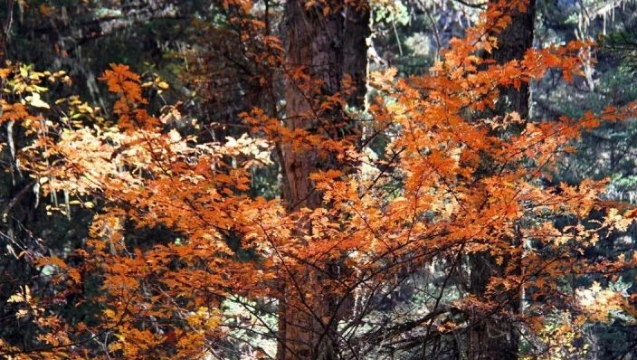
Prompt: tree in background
<box><xmin>277</xmin><ymin>0</ymin><xmax>369</xmax><ymax>358</ymax></box>
<box><xmin>466</xmin><ymin>1</ymin><xmax>536</xmax><ymax>358</ymax></box>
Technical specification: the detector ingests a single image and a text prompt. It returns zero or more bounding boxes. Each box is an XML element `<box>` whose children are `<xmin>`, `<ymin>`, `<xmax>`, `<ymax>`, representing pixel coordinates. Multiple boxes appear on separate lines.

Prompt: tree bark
<box><xmin>467</xmin><ymin>1</ymin><xmax>535</xmax><ymax>359</ymax></box>
<box><xmin>491</xmin><ymin>0</ymin><xmax>536</xmax><ymax>118</ymax></box>
<box><xmin>277</xmin><ymin>0</ymin><xmax>369</xmax><ymax>359</ymax></box>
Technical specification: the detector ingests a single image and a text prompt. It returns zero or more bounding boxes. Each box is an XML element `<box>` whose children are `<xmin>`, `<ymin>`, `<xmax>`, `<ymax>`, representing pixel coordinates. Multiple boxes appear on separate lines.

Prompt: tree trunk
<box><xmin>277</xmin><ymin>0</ymin><xmax>369</xmax><ymax>359</ymax></box>
<box><xmin>467</xmin><ymin>253</ymin><xmax>521</xmax><ymax>360</ymax></box>
<box><xmin>467</xmin><ymin>1</ymin><xmax>535</xmax><ymax>359</ymax></box>
<box><xmin>491</xmin><ymin>0</ymin><xmax>536</xmax><ymax>119</ymax></box>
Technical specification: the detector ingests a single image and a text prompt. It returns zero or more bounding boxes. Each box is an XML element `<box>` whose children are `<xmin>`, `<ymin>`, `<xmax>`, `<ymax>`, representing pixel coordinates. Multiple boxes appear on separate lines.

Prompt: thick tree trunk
<box><xmin>467</xmin><ymin>253</ymin><xmax>521</xmax><ymax>360</ymax></box>
<box><xmin>467</xmin><ymin>1</ymin><xmax>535</xmax><ymax>359</ymax></box>
<box><xmin>277</xmin><ymin>0</ymin><xmax>369</xmax><ymax>359</ymax></box>
<box><xmin>491</xmin><ymin>0</ymin><xmax>536</xmax><ymax>119</ymax></box>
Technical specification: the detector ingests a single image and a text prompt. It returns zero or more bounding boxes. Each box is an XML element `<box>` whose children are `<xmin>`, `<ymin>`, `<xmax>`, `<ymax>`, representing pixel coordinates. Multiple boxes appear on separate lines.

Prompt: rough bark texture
<box><xmin>492</xmin><ymin>0</ymin><xmax>536</xmax><ymax>119</ymax></box>
<box><xmin>467</xmin><ymin>252</ymin><xmax>522</xmax><ymax>360</ymax></box>
<box><xmin>278</xmin><ymin>0</ymin><xmax>369</xmax><ymax>359</ymax></box>
<box><xmin>467</xmin><ymin>1</ymin><xmax>535</xmax><ymax>359</ymax></box>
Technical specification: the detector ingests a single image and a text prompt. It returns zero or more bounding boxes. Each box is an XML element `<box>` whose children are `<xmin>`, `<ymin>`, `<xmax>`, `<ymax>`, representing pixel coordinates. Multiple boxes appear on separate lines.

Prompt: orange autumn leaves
<box><xmin>3</xmin><ymin>2</ymin><xmax>637</xmax><ymax>359</ymax></box>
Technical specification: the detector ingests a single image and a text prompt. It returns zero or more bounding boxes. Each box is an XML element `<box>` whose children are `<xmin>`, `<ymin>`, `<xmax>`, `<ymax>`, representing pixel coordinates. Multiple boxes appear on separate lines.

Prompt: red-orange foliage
<box><xmin>2</xmin><ymin>1</ymin><xmax>637</xmax><ymax>359</ymax></box>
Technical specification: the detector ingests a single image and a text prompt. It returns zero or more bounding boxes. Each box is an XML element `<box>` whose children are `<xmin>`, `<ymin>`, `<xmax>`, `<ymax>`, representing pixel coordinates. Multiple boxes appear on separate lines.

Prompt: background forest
<box><xmin>1</xmin><ymin>0</ymin><xmax>637</xmax><ymax>359</ymax></box>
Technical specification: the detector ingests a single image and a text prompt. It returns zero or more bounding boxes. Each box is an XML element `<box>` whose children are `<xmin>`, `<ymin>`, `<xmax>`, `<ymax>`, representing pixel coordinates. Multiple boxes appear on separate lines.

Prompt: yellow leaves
<box><xmin>7</xmin><ymin>285</ymin><xmax>32</xmax><ymax>305</ymax></box>
<box><xmin>576</xmin><ymin>282</ymin><xmax>627</xmax><ymax>323</ymax></box>
<box><xmin>142</xmin><ymin>73</ymin><xmax>170</xmax><ymax>94</ymax></box>
<box><xmin>7</xmin><ymin>285</ymin><xmax>43</xmax><ymax>319</ymax></box>
<box><xmin>25</xmin><ymin>92</ymin><xmax>51</xmax><ymax>109</ymax></box>
<box><xmin>603</xmin><ymin>206</ymin><xmax>635</xmax><ymax>233</ymax></box>
<box><xmin>368</xmin><ymin>68</ymin><xmax>397</xmax><ymax>91</ymax></box>
<box><xmin>223</xmin><ymin>133</ymin><xmax>273</xmax><ymax>168</ymax></box>
<box><xmin>103</xmin><ymin>308</ymin><xmax>117</xmax><ymax>319</ymax></box>
<box><xmin>186</xmin><ymin>307</ymin><xmax>221</xmax><ymax>330</ymax></box>
<box><xmin>560</xmin><ymin>178</ymin><xmax>603</xmax><ymax>218</ymax></box>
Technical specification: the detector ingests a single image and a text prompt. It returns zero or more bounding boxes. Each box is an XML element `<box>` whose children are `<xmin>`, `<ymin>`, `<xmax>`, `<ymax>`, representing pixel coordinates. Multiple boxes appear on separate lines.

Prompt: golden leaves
<box><xmin>576</xmin><ymin>281</ymin><xmax>628</xmax><ymax>323</ymax></box>
<box><xmin>7</xmin><ymin>286</ymin><xmax>44</xmax><ymax>320</ymax></box>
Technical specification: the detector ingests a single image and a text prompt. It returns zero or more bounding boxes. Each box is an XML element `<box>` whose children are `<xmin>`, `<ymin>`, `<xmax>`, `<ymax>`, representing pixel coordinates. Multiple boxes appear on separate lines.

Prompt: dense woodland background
<box><xmin>1</xmin><ymin>0</ymin><xmax>637</xmax><ymax>359</ymax></box>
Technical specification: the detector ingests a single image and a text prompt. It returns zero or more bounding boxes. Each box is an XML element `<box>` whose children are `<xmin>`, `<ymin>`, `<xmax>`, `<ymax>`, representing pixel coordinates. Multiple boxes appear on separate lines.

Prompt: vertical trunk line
<box><xmin>277</xmin><ymin>0</ymin><xmax>369</xmax><ymax>358</ymax></box>
<box><xmin>467</xmin><ymin>1</ymin><xmax>536</xmax><ymax>359</ymax></box>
